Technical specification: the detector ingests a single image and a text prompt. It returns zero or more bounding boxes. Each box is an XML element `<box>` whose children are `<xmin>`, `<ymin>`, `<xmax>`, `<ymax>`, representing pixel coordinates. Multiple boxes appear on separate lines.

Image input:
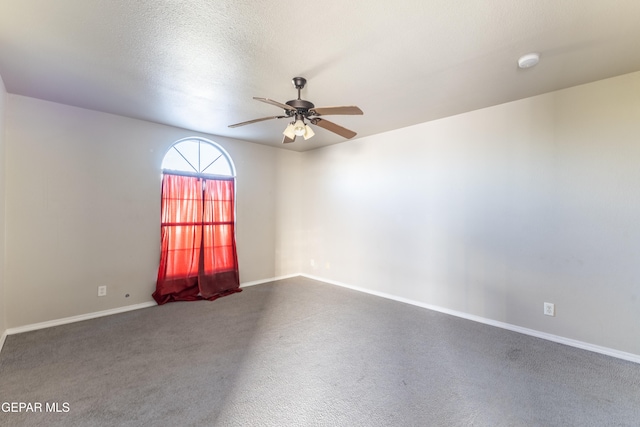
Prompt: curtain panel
<box><xmin>153</xmin><ymin>174</ymin><xmax>240</xmax><ymax>305</ymax></box>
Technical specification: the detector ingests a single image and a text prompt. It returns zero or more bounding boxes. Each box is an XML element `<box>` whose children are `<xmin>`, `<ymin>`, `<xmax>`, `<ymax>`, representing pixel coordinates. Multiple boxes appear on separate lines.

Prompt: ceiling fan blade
<box><xmin>282</xmin><ymin>134</ymin><xmax>296</xmax><ymax>144</ymax></box>
<box><xmin>311</xmin><ymin>118</ymin><xmax>357</xmax><ymax>139</ymax></box>
<box><xmin>228</xmin><ymin>115</ymin><xmax>286</xmax><ymax>128</ymax></box>
<box><xmin>253</xmin><ymin>97</ymin><xmax>297</xmax><ymax>112</ymax></box>
<box><xmin>311</xmin><ymin>106</ymin><xmax>363</xmax><ymax>116</ymax></box>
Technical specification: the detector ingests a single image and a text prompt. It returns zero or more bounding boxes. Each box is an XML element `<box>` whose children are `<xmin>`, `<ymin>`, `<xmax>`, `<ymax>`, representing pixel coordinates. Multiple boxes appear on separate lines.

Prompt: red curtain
<box><xmin>153</xmin><ymin>174</ymin><xmax>241</xmax><ymax>305</ymax></box>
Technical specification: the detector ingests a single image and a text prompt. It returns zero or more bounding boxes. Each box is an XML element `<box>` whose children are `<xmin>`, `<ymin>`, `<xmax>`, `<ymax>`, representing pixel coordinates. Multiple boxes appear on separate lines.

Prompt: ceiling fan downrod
<box><xmin>285</xmin><ymin>77</ymin><xmax>314</xmax><ymax>113</ymax></box>
<box><xmin>292</xmin><ymin>76</ymin><xmax>307</xmax><ymax>96</ymax></box>
<box><xmin>292</xmin><ymin>76</ymin><xmax>308</xmax><ymax>102</ymax></box>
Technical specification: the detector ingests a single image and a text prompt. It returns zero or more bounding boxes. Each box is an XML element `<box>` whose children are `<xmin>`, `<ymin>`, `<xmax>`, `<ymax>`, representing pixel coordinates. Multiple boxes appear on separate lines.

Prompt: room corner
<box><xmin>0</xmin><ymin>71</ymin><xmax>7</xmax><ymax>351</ymax></box>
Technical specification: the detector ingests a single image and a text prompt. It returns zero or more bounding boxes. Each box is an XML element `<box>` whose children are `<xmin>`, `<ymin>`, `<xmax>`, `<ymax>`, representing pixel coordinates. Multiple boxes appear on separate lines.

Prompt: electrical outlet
<box><xmin>544</xmin><ymin>302</ymin><xmax>555</xmax><ymax>316</ymax></box>
<box><xmin>98</xmin><ymin>286</ymin><xmax>107</xmax><ymax>297</ymax></box>
<box><xmin>310</xmin><ymin>259</ymin><xmax>315</xmax><ymax>267</ymax></box>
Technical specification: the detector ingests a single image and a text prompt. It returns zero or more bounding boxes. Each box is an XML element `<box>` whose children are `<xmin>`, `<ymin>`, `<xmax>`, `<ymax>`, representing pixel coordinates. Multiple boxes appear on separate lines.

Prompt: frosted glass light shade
<box><xmin>293</xmin><ymin>120</ymin><xmax>306</xmax><ymax>136</ymax></box>
<box><xmin>303</xmin><ymin>125</ymin><xmax>315</xmax><ymax>140</ymax></box>
<box><xmin>283</xmin><ymin>123</ymin><xmax>296</xmax><ymax>139</ymax></box>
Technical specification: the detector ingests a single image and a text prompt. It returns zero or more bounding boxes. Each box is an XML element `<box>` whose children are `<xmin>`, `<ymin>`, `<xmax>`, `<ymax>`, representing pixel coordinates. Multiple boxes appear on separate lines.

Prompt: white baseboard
<box><xmin>0</xmin><ymin>331</ymin><xmax>7</xmax><ymax>355</ymax></box>
<box><xmin>0</xmin><ymin>274</ymin><xmax>295</xmax><ymax>341</ymax></box>
<box><xmin>5</xmin><ymin>301</ymin><xmax>157</xmax><ymax>336</ymax></box>
<box><xmin>300</xmin><ymin>273</ymin><xmax>640</xmax><ymax>365</ymax></box>
<box><xmin>241</xmin><ymin>274</ymin><xmax>300</xmax><ymax>288</ymax></box>
<box><xmin>0</xmin><ymin>275</ymin><xmax>297</xmax><ymax>343</ymax></box>
<box><xmin>3</xmin><ymin>273</ymin><xmax>638</xmax><ymax>365</ymax></box>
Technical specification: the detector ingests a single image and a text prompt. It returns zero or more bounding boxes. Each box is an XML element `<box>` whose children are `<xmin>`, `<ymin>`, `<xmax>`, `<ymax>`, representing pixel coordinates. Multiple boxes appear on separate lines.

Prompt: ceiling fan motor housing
<box><xmin>285</xmin><ymin>98</ymin><xmax>315</xmax><ymax>114</ymax></box>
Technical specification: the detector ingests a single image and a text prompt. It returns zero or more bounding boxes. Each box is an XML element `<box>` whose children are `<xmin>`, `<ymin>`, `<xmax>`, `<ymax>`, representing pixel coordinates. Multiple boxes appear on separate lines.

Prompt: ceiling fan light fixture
<box><xmin>229</xmin><ymin>77</ymin><xmax>362</xmax><ymax>143</ymax></box>
<box><xmin>293</xmin><ymin>120</ymin><xmax>306</xmax><ymax>136</ymax></box>
<box><xmin>283</xmin><ymin>123</ymin><xmax>296</xmax><ymax>139</ymax></box>
<box><xmin>303</xmin><ymin>124</ymin><xmax>315</xmax><ymax>140</ymax></box>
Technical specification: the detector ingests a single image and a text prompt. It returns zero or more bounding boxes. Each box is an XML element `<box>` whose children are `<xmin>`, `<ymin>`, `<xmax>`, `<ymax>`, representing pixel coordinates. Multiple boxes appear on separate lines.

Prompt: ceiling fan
<box><xmin>228</xmin><ymin>77</ymin><xmax>363</xmax><ymax>144</ymax></box>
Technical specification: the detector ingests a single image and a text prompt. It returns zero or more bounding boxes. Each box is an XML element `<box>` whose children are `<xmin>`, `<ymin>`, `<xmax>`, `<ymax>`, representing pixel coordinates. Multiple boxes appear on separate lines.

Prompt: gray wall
<box><xmin>4</xmin><ymin>95</ymin><xmax>299</xmax><ymax>328</ymax></box>
<box><xmin>300</xmin><ymin>71</ymin><xmax>640</xmax><ymax>356</ymax></box>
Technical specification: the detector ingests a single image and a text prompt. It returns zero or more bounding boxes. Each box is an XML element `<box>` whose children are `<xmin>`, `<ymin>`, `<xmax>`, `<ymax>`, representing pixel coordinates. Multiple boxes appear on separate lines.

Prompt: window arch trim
<box><xmin>161</xmin><ymin>137</ymin><xmax>236</xmax><ymax>178</ymax></box>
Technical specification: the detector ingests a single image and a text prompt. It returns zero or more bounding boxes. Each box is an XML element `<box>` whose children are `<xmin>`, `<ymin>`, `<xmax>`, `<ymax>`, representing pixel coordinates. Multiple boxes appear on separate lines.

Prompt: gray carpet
<box><xmin>0</xmin><ymin>276</ymin><xmax>639</xmax><ymax>426</ymax></box>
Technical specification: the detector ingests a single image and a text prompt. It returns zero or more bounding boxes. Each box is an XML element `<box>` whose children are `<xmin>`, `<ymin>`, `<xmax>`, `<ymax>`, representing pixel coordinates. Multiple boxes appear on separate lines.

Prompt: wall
<box><xmin>224</xmin><ymin>133</ymin><xmax>301</xmax><ymax>282</ymax></box>
<box><xmin>4</xmin><ymin>95</ymin><xmax>297</xmax><ymax>328</ymax></box>
<box><xmin>300</xmin><ymin>71</ymin><xmax>640</xmax><ymax>356</ymax></box>
<box><xmin>274</xmin><ymin>149</ymin><xmax>303</xmax><ymax>277</ymax></box>
<box><xmin>0</xmin><ymin>74</ymin><xmax>6</xmax><ymax>341</ymax></box>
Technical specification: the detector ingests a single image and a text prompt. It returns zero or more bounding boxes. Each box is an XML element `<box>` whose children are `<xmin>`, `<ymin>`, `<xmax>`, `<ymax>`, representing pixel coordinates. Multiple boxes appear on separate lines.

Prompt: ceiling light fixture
<box><xmin>283</xmin><ymin>117</ymin><xmax>315</xmax><ymax>141</ymax></box>
<box><xmin>302</xmin><ymin>124</ymin><xmax>315</xmax><ymax>140</ymax></box>
<box><xmin>518</xmin><ymin>52</ymin><xmax>540</xmax><ymax>69</ymax></box>
<box><xmin>293</xmin><ymin>119</ymin><xmax>306</xmax><ymax>136</ymax></box>
<box><xmin>283</xmin><ymin>123</ymin><xmax>296</xmax><ymax>139</ymax></box>
<box><xmin>231</xmin><ymin>76</ymin><xmax>362</xmax><ymax>144</ymax></box>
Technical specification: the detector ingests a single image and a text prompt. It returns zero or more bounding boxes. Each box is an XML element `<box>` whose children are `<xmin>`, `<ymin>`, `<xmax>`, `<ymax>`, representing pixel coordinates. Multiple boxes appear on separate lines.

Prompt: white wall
<box><xmin>0</xmin><ymin>74</ymin><xmax>7</xmax><ymax>339</ymax></box>
<box><xmin>4</xmin><ymin>95</ymin><xmax>298</xmax><ymax>328</ymax></box>
<box><xmin>300</xmin><ymin>71</ymin><xmax>640</xmax><ymax>356</ymax></box>
<box><xmin>274</xmin><ymin>149</ymin><xmax>303</xmax><ymax>277</ymax></box>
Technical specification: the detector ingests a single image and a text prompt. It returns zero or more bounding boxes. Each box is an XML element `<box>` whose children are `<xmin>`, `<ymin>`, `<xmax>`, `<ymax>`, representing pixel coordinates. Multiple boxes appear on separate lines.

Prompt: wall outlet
<box><xmin>98</xmin><ymin>286</ymin><xmax>107</xmax><ymax>297</ymax></box>
<box><xmin>544</xmin><ymin>302</ymin><xmax>555</xmax><ymax>316</ymax></box>
<box><xmin>310</xmin><ymin>259</ymin><xmax>315</xmax><ymax>267</ymax></box>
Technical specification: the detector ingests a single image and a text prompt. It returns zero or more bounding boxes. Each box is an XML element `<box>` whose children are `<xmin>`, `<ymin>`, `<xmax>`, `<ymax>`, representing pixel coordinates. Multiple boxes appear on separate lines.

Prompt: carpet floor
<box><xmin>0</xmin><ymin>276</ymin><xmax>639</xmax><ymax>426</ymax></box>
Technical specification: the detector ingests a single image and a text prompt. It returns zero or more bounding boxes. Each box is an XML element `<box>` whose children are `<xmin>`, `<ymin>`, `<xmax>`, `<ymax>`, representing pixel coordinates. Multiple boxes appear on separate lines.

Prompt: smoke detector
<box><xmin>518</xmin><ymin>53</ymin><xmax>540</xmax><ymax>69</ymax></box>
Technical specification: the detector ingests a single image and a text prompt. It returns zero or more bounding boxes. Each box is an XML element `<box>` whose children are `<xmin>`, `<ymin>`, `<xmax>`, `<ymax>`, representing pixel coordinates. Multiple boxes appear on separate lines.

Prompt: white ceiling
<box><xmin>1</xmin><ymin>1</ymin><xmax>640</xmax><ymax>152</ymax></box>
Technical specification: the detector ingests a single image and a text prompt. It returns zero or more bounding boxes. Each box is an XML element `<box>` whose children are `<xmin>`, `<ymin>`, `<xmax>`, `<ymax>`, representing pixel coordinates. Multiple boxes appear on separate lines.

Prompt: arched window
<box><xmin>154</xmin><ymin>138</ymin><xmax>240</xmax><ymax>305</ymax></box>
<box><xmin>161</xmin><ymin>137</ymin><xmax>235</xmax><ymax>177</ymax></box>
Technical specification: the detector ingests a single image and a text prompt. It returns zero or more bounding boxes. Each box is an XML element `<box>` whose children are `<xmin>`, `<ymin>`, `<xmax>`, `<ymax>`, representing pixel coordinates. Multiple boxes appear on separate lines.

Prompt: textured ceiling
<box><xmin>1</xmin><ymin>1</ymin><xmax>640</xmax><ymax>151</ymax></box>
